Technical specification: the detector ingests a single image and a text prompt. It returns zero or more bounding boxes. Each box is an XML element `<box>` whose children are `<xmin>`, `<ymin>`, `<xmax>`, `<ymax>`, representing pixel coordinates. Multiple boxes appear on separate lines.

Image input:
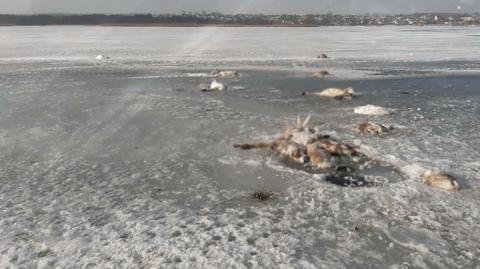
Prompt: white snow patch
<box><xmin>354</xmin><ymin>105</ymin><xmax>393</xmax><ymax>116</ymax></box>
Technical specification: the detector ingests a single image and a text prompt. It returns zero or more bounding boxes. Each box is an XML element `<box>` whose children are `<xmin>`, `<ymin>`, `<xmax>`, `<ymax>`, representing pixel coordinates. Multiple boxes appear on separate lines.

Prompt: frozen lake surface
<box><xmin>0</xmin><ymin>26</ymin><xmax>480</xmax><ymax>268</ymax></box>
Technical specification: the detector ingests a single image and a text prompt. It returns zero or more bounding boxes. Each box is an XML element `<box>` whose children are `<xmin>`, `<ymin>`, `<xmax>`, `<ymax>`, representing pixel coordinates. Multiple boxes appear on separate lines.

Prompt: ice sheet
<box><xmin>0</xmin><ymin>26</ymin><xmax>479</xmax><ymax>268</ymax></box>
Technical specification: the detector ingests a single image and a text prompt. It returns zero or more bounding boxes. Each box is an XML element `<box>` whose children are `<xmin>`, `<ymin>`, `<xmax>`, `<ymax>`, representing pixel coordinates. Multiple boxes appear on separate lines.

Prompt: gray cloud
<box><xmin>0</xmin><ymin>0</ymin><xmax>479</xmax><ymax>14</ymax></box>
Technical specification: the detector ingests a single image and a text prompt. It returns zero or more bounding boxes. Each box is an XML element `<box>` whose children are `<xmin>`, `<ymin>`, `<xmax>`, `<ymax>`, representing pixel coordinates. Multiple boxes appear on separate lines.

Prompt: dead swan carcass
<box><xmin>354</xmin><ymin>105</ymin><xmax>392</xmax><ymax>116</ymax></box>
<box><xmin>201</xmin><ymin>80</ymin><xmax>226</xmax><ymax>92</ymax></box>
<box><xmin>421</xmin><ymin>170</ymin><xmax>459</xmax><ymax>191</ymax></box>
<box><xmin>356</xmin><ymin>122</ymin><xmax>391</xmax><ymax>135</ymax></box>
<box><xmin>210</xmin><ymin>70</ymin><xmax>240</xmax><ymax>79</ymax></box>
<box><xmin>95</xmin><ymin>55</ymin><xmax>110</xmax><ymax>60</ymax></box>
<box><xmin>310</xmin><ymin>70</ymin><xmax>330</xmax><ymax>78</ymax></box>
<box><xmin>303</xmin><ymin>87</ymin><xmax>354</xmax><ymax>100</ymax></box>
<box><xmin>234</xmin><ymin>137</ymin><xmax>310</xmax><ymax>165</ymax></box>
<box><xmin>233</xmin><ymin>116</ymin><xmax>359</xmax><ymax>169</ymax></box>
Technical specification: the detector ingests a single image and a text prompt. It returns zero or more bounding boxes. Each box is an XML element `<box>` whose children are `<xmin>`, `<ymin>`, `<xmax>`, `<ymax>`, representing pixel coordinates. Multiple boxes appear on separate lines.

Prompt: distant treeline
<box><xmin>0</xmin><ymin>13</ymin><xmax>479</xmax><ymax>26</ymax></box>
<box><xmin>0</xmin><ymin>14</ymin><xmax>227</xmax><ymax>26</ymax></box>
<box><xmin>0</xmin><ymin>14</ymin><xmax>281</xmax><ymax>26</ymax></box>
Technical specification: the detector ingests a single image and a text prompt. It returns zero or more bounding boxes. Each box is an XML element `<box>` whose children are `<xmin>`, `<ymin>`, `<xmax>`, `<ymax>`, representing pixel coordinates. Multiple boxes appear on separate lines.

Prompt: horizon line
<box><xmin>1</xmin><ymin>11</ymin><xmax>479</xmax><ymax>16</ymax></box>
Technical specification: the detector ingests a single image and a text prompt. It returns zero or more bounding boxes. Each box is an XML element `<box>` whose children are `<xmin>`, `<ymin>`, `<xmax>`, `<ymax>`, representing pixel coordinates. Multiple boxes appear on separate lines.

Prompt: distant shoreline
<box><xmin>98</xmin><ymin>23</ymin><xmax>320</xmax><ymax>27</ymax></box>
<box><xmin>1</xmin><ymin>13</ymin><xmax>479</xmax><ymax>27</ymax></box>
<box><xmin>0</xmin><ymin>23</ymin><xmax>478</xmax><ymax>27</ymax></box>
<box><xmin>0</xmin><ymin>23</ymin><xmax>322</xmax><ymax>27</ymax></box>
<box><xmin>0</xmin><ymin>24</ymin><xmax>480</xmax><ymax>28</ymax></box>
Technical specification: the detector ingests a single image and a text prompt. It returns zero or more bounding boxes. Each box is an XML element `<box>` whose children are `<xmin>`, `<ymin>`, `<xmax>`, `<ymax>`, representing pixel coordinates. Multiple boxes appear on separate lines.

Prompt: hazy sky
<box><xmin>1</xmin><ymin>0</ymin><xmax>479</xmax><ymax>14</ymax></box>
